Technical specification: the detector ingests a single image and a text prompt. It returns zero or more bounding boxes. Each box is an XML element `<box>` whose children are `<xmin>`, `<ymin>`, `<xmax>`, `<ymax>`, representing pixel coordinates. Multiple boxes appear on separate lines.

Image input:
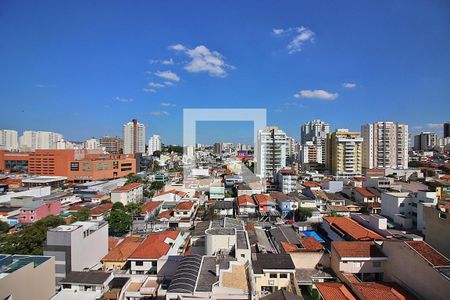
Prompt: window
<box><xmin>152</xmin><ymin>261</ymin><xmax>157</xmax><ymax>267</ymax></box>
<box><xmin>135</xmin><ymin>261</ymin><xmax>143</xmax><ymax>266</ymax></box>
<box><xmin>279</xmin><ymin>274</ymin><xmax>288</xmax><ymax>278</ymax></box>
<box><xmin>70</xmin><ymin>162</ymin><xmax>79</xmax><ymax>171</ymax></box>
<box><xmin>269</xmin><ymin>274</ymin><xmax>277</xmax><ymax>278</ymax></box>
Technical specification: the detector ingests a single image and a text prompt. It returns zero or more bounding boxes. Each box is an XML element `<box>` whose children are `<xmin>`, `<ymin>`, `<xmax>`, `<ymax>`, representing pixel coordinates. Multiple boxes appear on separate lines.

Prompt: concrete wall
<box><xmin>206</xmin><ymin>232</ymin><xmax>236</xmax><ymax>256</ymax></box>
<box><xmin>71</xmin><ymin>223</ymin><xmax>108</xmax><ymax>271</ymax></box>
<box><xmin>0</xmin><ymin>256</ymin><xmax>55</xmax><ymax>300</ymax></box>
<box><xmin>382</xmin><ymin>240</ymin><xmax>450</xmax><ymax>300</ymax></box>
<box><xmin>423</xmin><ymin>206</ymin><xmax>450</xmax><ymax>259</ymax></box>
<box><xmin>290</xmin><ymin>252</ymin><xmax>329</xmax><ymax>269</ymax></box>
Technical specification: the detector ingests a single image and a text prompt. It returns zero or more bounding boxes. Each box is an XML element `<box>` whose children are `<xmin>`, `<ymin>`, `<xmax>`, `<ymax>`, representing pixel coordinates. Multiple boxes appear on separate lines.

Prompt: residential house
<box><xmin>18</xmin><ymin>200</ymin><xmax>61</xmax><ymax>224</ymax></box>
<box><xmin>276</xmin><ymin>168</ymin><xmax>298</xmax><ymax>194</ymax></box>
<box><xmin>111</xmin><ymin>182</ymin><xmax>143</xmax><ymax>205</ymax></box>
<box><xmin>236</xmin><ymin>194</ymin><xmax>257</xmax><ymax>215</ymax></box>
<box><xmin>211</xmin><ymin>200</ymin><xmax>234</xmax><ymax>217</ymax></box>
<box><xmin>330</xmin><ymin>241</ymin><xmax>387</xmax><ymax>282</ymax></box>
<box><xmin>89</xmin><ymin>203</ymin><xmax>113</xmax><ymax>221</ymax></box>
<box><xmin>322</xmin><ymin>217</ymin><xmax>383</xmax><ymax>241</ymax></box>
<box><xmin>141</xmin><ymin>201</ymin><xmax>163</xmax><ymax>221</ymax></box>
<box><xmin>354</xmin><ymin>187</ymin><xmax>379</xmax><ymax>203</ymax></box>
<box><xmin>254</xmin><ymin>194</ymin><xmax>277</xmax><ymax>213</ymax></box>
<box><xmin>57</xmin><ymin>271</ymin><xmax>113</xmax><ymax>299</ymax></box>
<box><xmin>128</xmin><ymin>230</ymin><xmax>185</xmax><ymax>275</ymax></box>
<box><xmin>252</xmin><ymin>253</ymin><xmax>299</xmax><ymax>298</ymax></box>
<box><xmin>152</xmin><ymin>189</ymin><xmax>187</xmax><ymax>202</ymax></box>
<box><xmin>315</xmin><ymin>282</ymin><xmax>356</xmax><ymax>300</ymax></box>
<box><xmin>102</xmin><ymin>236</ymin><xmax>143</xmax><ymax>271</ymax></box>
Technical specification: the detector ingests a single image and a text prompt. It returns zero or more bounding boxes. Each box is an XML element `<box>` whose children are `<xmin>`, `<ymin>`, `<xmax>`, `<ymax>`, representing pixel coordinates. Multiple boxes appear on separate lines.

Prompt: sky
<box><xmin>0</xmin><ymin>0</ymin><xmax>449</xmax><ymax>145</ymax></box>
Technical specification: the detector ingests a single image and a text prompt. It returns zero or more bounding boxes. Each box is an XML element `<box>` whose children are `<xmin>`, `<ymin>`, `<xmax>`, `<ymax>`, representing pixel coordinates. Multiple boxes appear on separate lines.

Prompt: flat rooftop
<box><xmin>0</xmin><ymin>255</ymin><xmax>51</xmax><ymax>278</ymax></box>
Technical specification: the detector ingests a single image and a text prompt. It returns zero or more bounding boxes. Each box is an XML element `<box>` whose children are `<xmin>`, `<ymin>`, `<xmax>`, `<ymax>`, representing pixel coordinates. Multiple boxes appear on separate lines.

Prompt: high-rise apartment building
<box><xmin>0</xmin><ymin>129</ymin><xmax>19</xmax><ymax>151</ymax></box>
<box><xmin>414</xmin><ymin>132</ymin><xmax>438</xmax><ymax>151</ymax></box>
<box><xmin>19</xmin><ymin>131</ymin><xmax>63</xmax><ymax>151</ymax></box>
<box><xmin>444</xmin><ymin>122</ymin><xmax>450</xmax><ymax>138</ymax></box>
<box><xmin>300</xmin><ymin>141</ymin><xmax>323</xmax><ymax>164</ymax></box>
<box><xmin>213</xmin><ymin>143</ymin><xmax>223</xmax><ymax>155</ymax></box>
<box><xmin>361</xmin><ymin>122</ymin><xmax>409</xmax><ymax>170</ymax></box>
<box><xmin>300</xmin><ymin>120</ymin><xmax>330</xmax><ymax>163</ymax></box>
<box><xmin>286</xmin><ymin>137</ymin><xmax>297</xmax><ymax>163</ymax></box>
<box><xmin>325</xmin><ymin>129</ymin><xmax>363</xmax><ymax>178</ymax></box>
<box><xmin>84</xmin><ymin>138</ymin><xmax>100</xmax><ymax>150</ymax></box>
<box><xmin>123</xmin><ymin>119</ymin><xmax>145</xmax><ymax>154</ymax></box>
<box><xmin>100</xmin><ymin>136</ymin><xmax>123</xmax><ymax>154</ymax></box>
<box><xmin>148</xmin><ymin>134</ymin><xmax>161</xmax><ymax>155</ymax></box>
<box><xmin>256</xmin><ymin>126</ymin><xmax>288</xmax><ymax>180</ymax></box>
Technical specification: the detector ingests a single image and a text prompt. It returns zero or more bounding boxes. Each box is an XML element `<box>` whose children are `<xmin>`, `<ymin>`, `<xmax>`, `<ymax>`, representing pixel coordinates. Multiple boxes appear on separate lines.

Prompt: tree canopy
<box><xmin>294</xmin><ymin>208</ymin><xmax>314</xmax><ymax>222</ymax></box>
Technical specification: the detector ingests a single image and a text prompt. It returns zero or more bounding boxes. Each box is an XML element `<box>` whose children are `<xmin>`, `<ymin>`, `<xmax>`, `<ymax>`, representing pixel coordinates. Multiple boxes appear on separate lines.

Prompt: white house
<box><xmin>111</xmin><ymin>183</ymin><xmax>143</xmax><ymax>205</ymax></box>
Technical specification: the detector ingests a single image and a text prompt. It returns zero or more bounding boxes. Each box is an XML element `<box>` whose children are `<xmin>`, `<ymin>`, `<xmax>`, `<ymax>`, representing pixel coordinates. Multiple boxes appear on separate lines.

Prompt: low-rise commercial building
<box><xmin>44</xmin><ymin>221</ymin><xmax>109</xmax><ymax>282</ymax></box>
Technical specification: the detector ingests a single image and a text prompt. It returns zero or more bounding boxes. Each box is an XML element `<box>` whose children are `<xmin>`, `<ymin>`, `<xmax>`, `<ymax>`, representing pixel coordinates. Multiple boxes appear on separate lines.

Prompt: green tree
<box><xmin>150</xmin><ymin>181</ymin><xmax>165</xmax><ymax>191</ymax></box>
<box><xmin>0</xmin><ymin>220</ymin><xmax>10</xmax><ymax>233</ymax></box>
<box><xmin>125</xmin><ymin>173</ymin><xmax>143</xmax><ymax>184</ymax></box>
<box><xmin>100</xmin><ymin>199</ymin><xmax>111</xmax><ymax>204</ymax></box>
<box><xmin>294</xmin><ymin>208</ymin><xmax>313</xmax><ymax>222</ymax></box>
<box><xmin>112</xmin><ymin>202</ymin><xmax>125</xmax><ymax>211</ymax></box>
<box><xmin>125</xmin><ymin>203</ymin><xmax>141</xmax><ymax>218</ymax></box>
<box><xmin>408</xmin><ymin>161</ymin><xmax>421</xmax><ymax>168</ymax></box>
<box><xmin>108</xmin><ymin>209</ymin><xmax>132</xmax><ymax>234</ymax></box>
<box><xmin>38</xmin><ymin>215</ymin><xmax>66</xmax><ymax>228</ymax></box>
<box><xmin>71</xmin><ymin>207</ymin><xmax>90</xmax><ymax>222</ymax></box>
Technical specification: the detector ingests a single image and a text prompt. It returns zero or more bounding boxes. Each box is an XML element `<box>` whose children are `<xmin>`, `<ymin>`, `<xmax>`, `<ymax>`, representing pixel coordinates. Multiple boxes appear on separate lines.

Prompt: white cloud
<box><xmin>163</xmin><ymin>81</ymin><xmax>174</xmax><ymax>86</ymax></box>
<box><xmin>160</xmin><ymin>102</ymin><xmax>176</xmax><ymax>107</ymax></box>
<box><xmin>342</xmin><ymin>82</ymin><xmax>357</xmax><ymax>89</ymax></box>
<box><xmin>149</xmin><ymin>82</ymin><xmax>165</xmax><ymax>88</ymax></box>
<box><xmin>114</xmin><ymin>96</ymin><xmax>133</xmax><ymax>103</ymax></box>
<box><xmin>154</xmin><ymin>70</ymin><xmax>180</xmax><ymax>82</ymax></box>
<box><xmin>162</xmin><ymin>58</ymin><xmax>174</xmax><ymax>65</ymax></box>
<box><xmin>427</xmin><ymin>123</ymin><xmax>442</xmax><ymax>129</ymax></box>
<box><xmin>169</xmin><ymin>44</ymin><xmax>233</xmax><ymax>77</ymax></box>
<box><xmin>143</xmin><ymin>88</ymin><xmax>156</xmax><ymax>93</ymax></box>
<box><xmin>273</xmin><ymin>26</ymin><xmax>315</xmax><ymax>54</ymax></box>
<box><xmin>168</xmin><ymin>44</ymin><xmax>186</xmax><ymax>51</ymax></box>
<box><xmin>149</xmin><ymin>58</ymin><xmax>175</xmax><ymax>65</ymax></box>
<box><xmin>272</xmin><ymin>28</ymin><xmax>285</xmax><ymax>35</ymax></box>
<box><xmin>294</xmin><ymin>89</ymin><xmax>338</xmax><ymax>100</ymax></box>
<box><xmin>34</xmin><ymin>83</ymin><xmax>47</xmax><ymax>88</ymax></box>
<box><xmin>150</xmin><ymin>111</ymin><xmax>169</xmax><ymax>116</ymax></box>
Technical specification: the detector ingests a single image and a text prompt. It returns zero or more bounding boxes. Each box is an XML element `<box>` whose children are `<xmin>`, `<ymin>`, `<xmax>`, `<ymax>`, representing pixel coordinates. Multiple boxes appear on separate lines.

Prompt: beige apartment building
<box><xmin>325</xmin><ymin>129</ymin><xmax>363</xmax><ymax>178</ymax></box>
<box><xmin>361</xmin><ymin>122</ymin><xmax>409</xmax><ymax>170</ymax></box>
<box><xmin>0</xmin><ymin>254</ymin><xmax>55</xmax><ymax>300</ymax></box>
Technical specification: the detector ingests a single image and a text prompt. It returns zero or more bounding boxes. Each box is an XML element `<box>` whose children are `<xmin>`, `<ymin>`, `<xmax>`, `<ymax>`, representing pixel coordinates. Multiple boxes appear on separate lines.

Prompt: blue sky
<box><xmin>0</xmin><ymin>0</ymin><xmax>449</xmax><ymax>145</ymax></box>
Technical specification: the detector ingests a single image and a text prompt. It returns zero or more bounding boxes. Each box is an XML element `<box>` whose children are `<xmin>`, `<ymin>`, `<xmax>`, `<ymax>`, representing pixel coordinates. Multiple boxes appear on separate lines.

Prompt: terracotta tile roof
<box><xmin>315</xmin><ymin>282</ymin><xmax>357</xmax><ymax>300</ymax></box>
<box><xmin>90</xmin><ymin>203</ymin><xmax>113</xmax><ymax>215</ymax></box>
<box><xmin>280</xmin><ymin>236</ymin><xmax>323</xmax><ymax>253</ymax></box>
<box><xmin>254</xmin><ymin>194</ymin><xmax>276</xmax><ymax>206</ymax></box>
<box><xmin>324</xmin><ymin>217</ymin><xmax>383</xmax><ymax>241</ymax></box>
<box><xmin>174</xmin><ymin>201</ymin><xmax>194</xmax><ymax>211</ymax></box>
<box><xmin>237</xmin><ymin>195</ymin><xmax>256</xmax><ymax>206</ymax></box>
<box><xmin>302</xmin><ymin>181</ymin><xmax>322</xmax><ymax>187</ymax></box>
<box><xmin>279</xmin><ymin>168</ymin><xmax>296</xmax><ymax>175</ymax></box>
<box><xmin>154</xmin><ymin>189</ymin><xmax>187</xmax><ymax>198</ymax></box>
<box><xmin>331</xmin><ymin>206</ymin><xmax>349</xmax><ymax>212</ymax></box>
<box><xmin>141</xmin><ymin>201</ymin><xmax>163</xmax><ymax>213</ymax></box>
<box><xmin>332</xmin><ymin>241</ymin><xmax>385</xmax><ymax>258</ymax></box>
<box><xmin>405</xmin><ymin>241</ymin><xmax>450</xmax><ymax>267</ymax></box>
<box><xmin>355</xmin><ymin>187</ymin><xmax>375</xmax><ymax>198</ymax></box>
<box><xmin>102</xmin><ymin>236</ymin><xmax>143</xmax><ymax>262</ymax></box>
<box><xmin>366</xmin><ymin>202</ymin><xmax>381</xmax><ymax>208</ymax></box>
<box><xmin>299</xmin><ymin>236</ymin><xmax>324</xmax><ymax>251</ymax></box>
<box><xmin>112</xmin><ymin>182</ymin><xmax>143</xmax><ymax>192</ymax></box>
<box><xmin>108</xmin><ymin>237</ymin><xmax>122</xmax><ymax>250</ymax></box>
<box><xmin>351</xmin><ymin>282</ymin><xmax>417</xmax><ymax>300</ymax></box>
<box><xmin>156</xmin><ymin>209</ymin><xmax>173</xmax><ymax>220</ymax></box>
<box><xmin>353</xmin><ymin>177</ymin><xmax>367</xmax><ymax>182</ymax></box>
<box><xmin>129</xmin><ymin>230</ymin><xmax>181</xmax><ymax>259</ymax></box>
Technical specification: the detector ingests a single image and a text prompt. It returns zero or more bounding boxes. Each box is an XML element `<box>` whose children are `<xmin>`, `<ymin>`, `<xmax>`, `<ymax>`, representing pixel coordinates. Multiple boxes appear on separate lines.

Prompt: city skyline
<box><xmin>1</xmin><ymin>0</ymin><xmax>449</xmax><ymax>144</ymax></box>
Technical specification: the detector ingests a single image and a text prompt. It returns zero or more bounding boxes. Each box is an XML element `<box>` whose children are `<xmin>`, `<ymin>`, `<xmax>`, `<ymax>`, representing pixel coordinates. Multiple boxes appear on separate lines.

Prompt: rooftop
<box><xmin>112</xmin><ymin>182</ymin><xmax>142</xmax><ymax>192</ymax></box>
<box><xmin>167</xmin><ymin>254</ymin><xmax>202</xmax><ymax>294</ymax></box>
<box><xmin>102</xmin><ymin>236</ymin><xmax>143</xmax><ymax>262</ymax></box>
<box><xmin>252</xmin><ymin>253</ymin><xmax>295</xmax><ymax>273</ymax></box>
<box><xmin>141</xmin><ymin>201</ymin><xmax>163</xmax><ymax>213</ymax></box>
<box><xmin>0</xmin><ymin>255</ymin><xmax>51</xmax><ymax>277</ymax></box>
<box><xmin>332</xmin><ymin>241</ymin><xmax>386</xmax><ymax>258</ymax></box>
<box><xmin>405</xmin><ymin>241</ymin><xmax>450</xmax><ymax>267</ymax></box>
<box><xmin>60</xmin><ymin>271</ymin><xmax>111</xmax><ymax>285</ymax></box>
<box><xmin>352</xmin><ymin>282</ymin><xmax>417</xmax><ymax>300</ymax></box>
<box><xmin>315</xmin><ymin>282</ymin><xmax>357</xmax><ymax>300</ymax></box>
<box><xmin>324</xmin><ymin>217</ymin><xmax>383</xmax><ymax>241</ymax></box>
<box><xmin>129</xmin><ymin>230</ymin><xmax>180</xmax><ymax>259</ymax></box>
